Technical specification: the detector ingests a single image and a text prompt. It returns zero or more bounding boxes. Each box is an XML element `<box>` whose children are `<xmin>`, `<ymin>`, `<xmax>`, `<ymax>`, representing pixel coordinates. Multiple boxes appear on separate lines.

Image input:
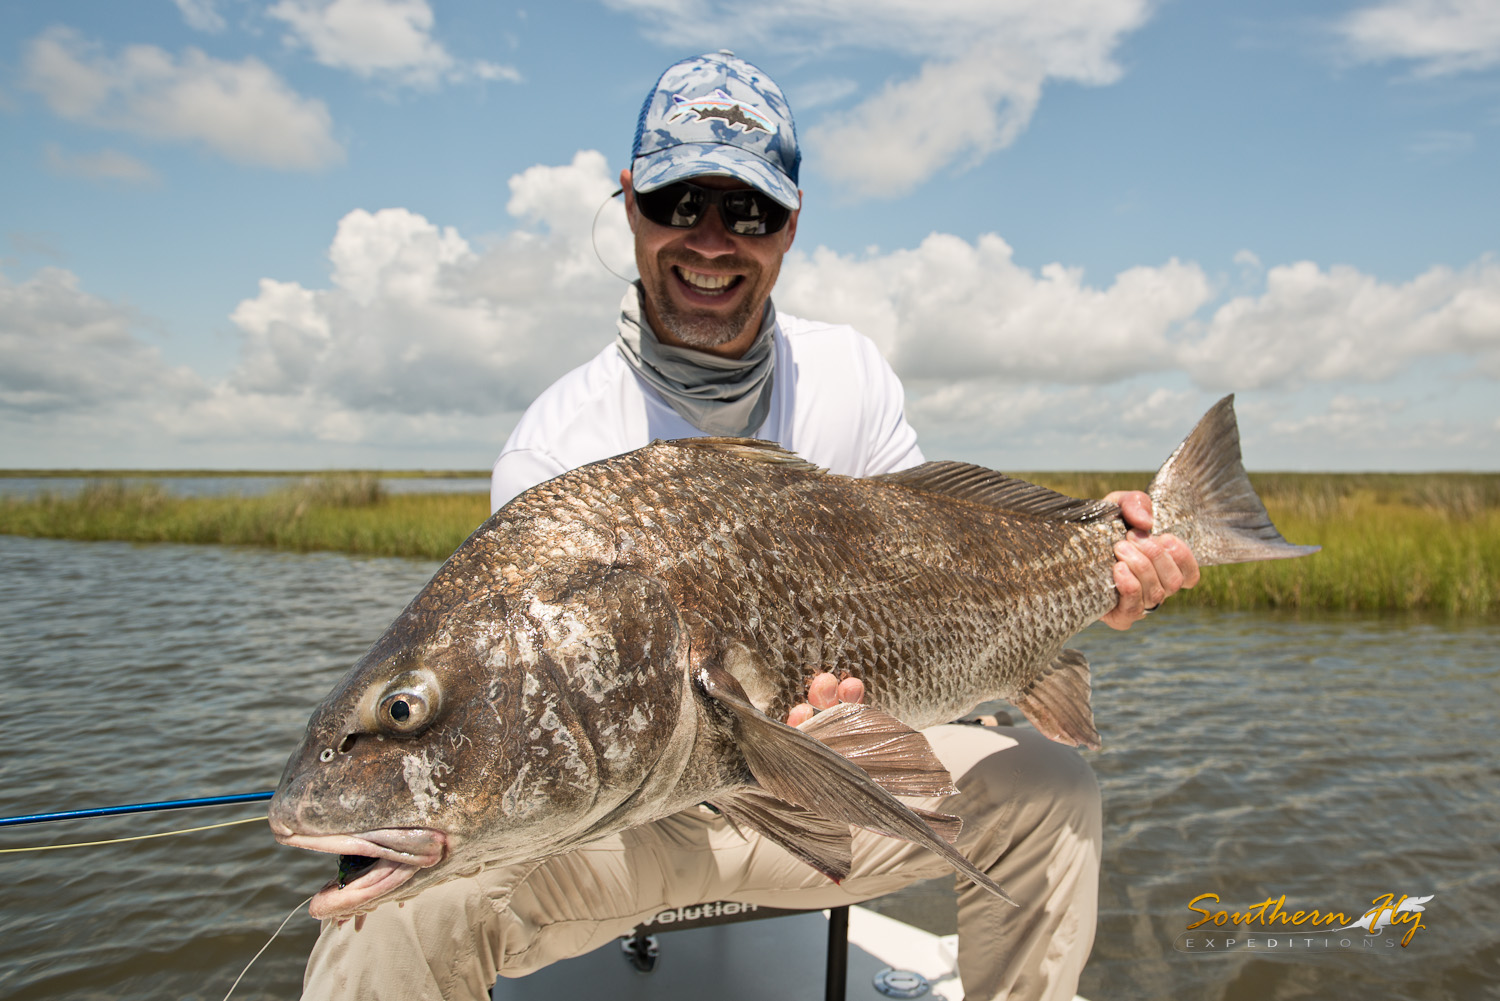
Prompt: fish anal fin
<box><xmin>1014</xmin><ymin>649</ymin><xmax>1101</xmax><ymax>751</ymax></box>
<box><xmin>797</xmin><ymin>702</ymin><xmax>958</xmax><ymax>798</ymax></box>
<box><xmin>710</xmin><ymin>788</ymin><xmax>853</xmax><ymax>882</ymax></box>
<box><xmin>870</xmin><ymin>462</ymin><xmax>1118</xmax><ymax>524</ymax></box>
<box><xmin>696</xmin><ymin>665</ymin><xmax>1015</xmax><ymax>905</ymax></box>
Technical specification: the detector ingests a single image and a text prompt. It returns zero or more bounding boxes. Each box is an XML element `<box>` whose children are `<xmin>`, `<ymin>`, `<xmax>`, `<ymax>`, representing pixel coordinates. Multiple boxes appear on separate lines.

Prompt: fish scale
<box><xmin>492</xmin><ymin>447</ymin><xmax>1121</xmax><ymax>729</ymax></box>
<box><xmin>270</xmin><ymin>396</ymin><xmax>1318</xmax><ymax>918</ymax></box>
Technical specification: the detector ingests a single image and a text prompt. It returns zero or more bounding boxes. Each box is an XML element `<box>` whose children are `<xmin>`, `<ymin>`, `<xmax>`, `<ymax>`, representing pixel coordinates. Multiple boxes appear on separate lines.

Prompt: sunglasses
<box><xmin>634</xmin><ymin>181</ymin><xmax>792</xmax><ymax>237</ymax></box>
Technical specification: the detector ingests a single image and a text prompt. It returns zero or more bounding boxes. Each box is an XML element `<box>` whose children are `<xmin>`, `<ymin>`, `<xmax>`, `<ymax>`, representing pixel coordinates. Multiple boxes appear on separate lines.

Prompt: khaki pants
<box><xmin>302</xmin><ymin>725</ymin><xmax>1101</xmax><ymax>1001</ymax></box>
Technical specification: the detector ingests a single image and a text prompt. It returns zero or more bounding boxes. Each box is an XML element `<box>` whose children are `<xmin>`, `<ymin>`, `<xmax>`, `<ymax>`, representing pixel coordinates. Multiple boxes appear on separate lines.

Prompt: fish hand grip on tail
<box><xmin>1148</xmin><ymin>395</ymin><xmax>1322</xmax><ymax>567</ymax></box>
<box><xmin>697</xmin><ymin>665</ymin><xmax>1017</xmax><ymax>906</ymax></box>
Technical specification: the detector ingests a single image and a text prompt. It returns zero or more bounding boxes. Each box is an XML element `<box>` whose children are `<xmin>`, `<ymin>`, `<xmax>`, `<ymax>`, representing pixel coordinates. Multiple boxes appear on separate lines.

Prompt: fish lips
<box><xmin>271</xmin><ymin>826</ymin><xmax>448</xmax><ymax>918</ymax></box>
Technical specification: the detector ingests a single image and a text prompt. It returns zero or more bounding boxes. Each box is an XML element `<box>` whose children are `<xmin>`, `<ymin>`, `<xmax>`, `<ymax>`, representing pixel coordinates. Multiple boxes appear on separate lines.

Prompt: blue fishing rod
<box><xmin>0</xmin><ymin>791</ymin><xmax>275</xmax><ymax>828</ymax></box>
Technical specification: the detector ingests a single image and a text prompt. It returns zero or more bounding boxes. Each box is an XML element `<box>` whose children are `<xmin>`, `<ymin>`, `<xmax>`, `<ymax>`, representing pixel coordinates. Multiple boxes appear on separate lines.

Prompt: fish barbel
<box><xmin>270</xmin><ymin>395</ymin><xmax>1317</xmax><ymax>918</ymax></box>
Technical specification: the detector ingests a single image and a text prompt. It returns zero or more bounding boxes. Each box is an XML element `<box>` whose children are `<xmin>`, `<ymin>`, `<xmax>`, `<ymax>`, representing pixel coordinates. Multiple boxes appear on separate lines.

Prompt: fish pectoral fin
<box><xmin>710</xmin><ymin>788</ymin><xmax>854</xmax><ymax>883</ymax></box>
<box><xmin>696</xmin><ymin>665</ymin><xmax>1016</xmax><ymax>905</ymax></box>
<box><xmin>797</xmin><ymin>702</ymin><xmax>958</xmax><ymax>799</ymax></box>
<box><xmin>1014</xmin><ymin>649</ymin><xmax>1102</xmax><ymax>751</ymax></box>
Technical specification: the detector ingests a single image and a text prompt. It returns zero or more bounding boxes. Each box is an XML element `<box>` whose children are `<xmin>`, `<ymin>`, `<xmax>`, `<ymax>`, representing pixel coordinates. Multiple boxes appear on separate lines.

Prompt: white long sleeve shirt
<box><xmin>490</xmin><ymin>312</ymin><xmax>924</xmax><ymax>512</ymax></box>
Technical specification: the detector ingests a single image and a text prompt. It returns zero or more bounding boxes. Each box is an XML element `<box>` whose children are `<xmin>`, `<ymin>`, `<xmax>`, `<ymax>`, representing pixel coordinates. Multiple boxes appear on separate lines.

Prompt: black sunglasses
<box><xmin>634</xmin><ymin>181</ymin><xmax>792</xmax><ymax>237</ymax></box>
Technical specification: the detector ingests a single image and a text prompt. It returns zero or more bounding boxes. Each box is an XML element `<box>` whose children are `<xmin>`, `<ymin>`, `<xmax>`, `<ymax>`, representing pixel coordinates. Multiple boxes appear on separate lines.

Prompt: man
<box><xmin>304</xmin><ymin>51</ymin><xmax>1197</xmax><ymax>1001</ymax></box>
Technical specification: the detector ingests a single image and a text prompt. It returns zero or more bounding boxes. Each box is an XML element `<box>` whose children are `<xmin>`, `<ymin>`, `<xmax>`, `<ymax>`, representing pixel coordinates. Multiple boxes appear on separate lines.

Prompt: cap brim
<box><xmin>632</xmin><ymin>144</ymin><xmax>800</xmax><ymax>210</ymax></box>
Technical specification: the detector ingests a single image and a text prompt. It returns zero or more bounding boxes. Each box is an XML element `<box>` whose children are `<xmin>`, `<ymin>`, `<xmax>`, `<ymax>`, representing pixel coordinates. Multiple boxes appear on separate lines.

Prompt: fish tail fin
<box><xmin>1148</xmin><ymin>395</ymin><xmax>1320</xmax><ymax>567</ymax></box>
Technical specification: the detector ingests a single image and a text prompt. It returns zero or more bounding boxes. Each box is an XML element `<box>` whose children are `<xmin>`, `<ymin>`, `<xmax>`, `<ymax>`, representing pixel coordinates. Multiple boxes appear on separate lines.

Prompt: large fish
<box><xmin>270</xmin><ymin>395</ymin><xmax>1316</xmax><ymax>918</ymax></box>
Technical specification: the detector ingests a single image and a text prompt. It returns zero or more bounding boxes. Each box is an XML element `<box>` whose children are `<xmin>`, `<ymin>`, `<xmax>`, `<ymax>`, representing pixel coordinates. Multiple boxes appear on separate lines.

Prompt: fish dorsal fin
<box><xmin>654</xmin><ymin>437</ymin><xmax>826</xmax><ymax>474</ymax></box>
<box><xmin>871</xmin><ymin>462</ymin><xmax>1118</xmax><ymax>523</ymax></box>
<box><xmin>696</xmin><ymin>665</ymin><xmax>1015</xmax><ymax>904</ymax></box>
<box><xmin>1013</xmin><ymin>648</ymin><xmax>1101</xmax><ymax>750</ymax></box>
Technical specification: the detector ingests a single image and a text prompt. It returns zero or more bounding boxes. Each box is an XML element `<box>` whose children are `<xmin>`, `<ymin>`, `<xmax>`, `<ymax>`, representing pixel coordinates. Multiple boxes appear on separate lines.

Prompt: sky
<box><xmin>1</xmin><ymin>0</ymin><xmax>1497</xmax><ymax>472</ymax></box>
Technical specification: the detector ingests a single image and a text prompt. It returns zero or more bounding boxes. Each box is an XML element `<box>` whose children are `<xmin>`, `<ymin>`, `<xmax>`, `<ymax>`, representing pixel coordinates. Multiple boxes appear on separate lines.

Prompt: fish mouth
<box><xmin>272</xmin><ymin>826</ymin><xmax>448</xmax><ymax>918</ymax></box>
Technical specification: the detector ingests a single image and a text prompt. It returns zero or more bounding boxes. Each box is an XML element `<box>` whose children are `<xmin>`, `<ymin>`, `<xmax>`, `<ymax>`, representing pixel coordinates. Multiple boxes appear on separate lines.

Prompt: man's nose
<box><xmin>681</xmin><ymin>206</ymin><xmax>737</xmax><ymax>257</ymax></box>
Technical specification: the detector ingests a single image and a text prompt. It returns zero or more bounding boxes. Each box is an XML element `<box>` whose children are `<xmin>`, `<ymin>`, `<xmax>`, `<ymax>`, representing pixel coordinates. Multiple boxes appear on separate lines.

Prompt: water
<box><xmin>0</xmin><ymin>535</ymin><xmax>1496</xmax><ymax>1000</ymax></box>
<box><xmin>0</xmin><ymin>476</ymin><xmax>490</xmax><ymax>500</ymax></box>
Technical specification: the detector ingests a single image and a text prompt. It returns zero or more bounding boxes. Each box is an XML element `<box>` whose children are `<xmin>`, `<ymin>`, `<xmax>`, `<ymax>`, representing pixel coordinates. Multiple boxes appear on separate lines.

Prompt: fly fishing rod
<box><xmin>0</xmin><ymin>791</ymin><xmax>275</xmax><ymax>828</ymax></box>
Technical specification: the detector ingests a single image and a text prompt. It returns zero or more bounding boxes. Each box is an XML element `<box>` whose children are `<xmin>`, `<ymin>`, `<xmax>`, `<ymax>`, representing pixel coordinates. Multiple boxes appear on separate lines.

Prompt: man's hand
<box><xmin>1100</xmin><ymin>490</ymin><xmax>1200</xmax><ymax>630</ymax></box>
<box><xmin>786</xmin><ymin>673</ymin><xmax>864</xmax><ymax>726</ymax></box>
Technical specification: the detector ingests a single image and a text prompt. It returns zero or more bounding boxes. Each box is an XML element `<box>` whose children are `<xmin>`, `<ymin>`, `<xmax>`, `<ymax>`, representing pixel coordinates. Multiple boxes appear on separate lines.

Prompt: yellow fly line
<box><xmin>0</xmin><ymin>815</ymin><xmax>267</xmax><ymax>853</ymax></box>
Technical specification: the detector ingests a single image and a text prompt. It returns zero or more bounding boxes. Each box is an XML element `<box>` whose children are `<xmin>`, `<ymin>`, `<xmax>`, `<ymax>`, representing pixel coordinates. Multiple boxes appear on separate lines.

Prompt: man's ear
<box><xmin>620</xmin><ymin>168</ymin><xmax>638</xmax><ymax>234</ymax></box>
<box><xmin>781</xmin><ymin>189</ymin><xmax>801</xmax><ymax>251</ymax></box>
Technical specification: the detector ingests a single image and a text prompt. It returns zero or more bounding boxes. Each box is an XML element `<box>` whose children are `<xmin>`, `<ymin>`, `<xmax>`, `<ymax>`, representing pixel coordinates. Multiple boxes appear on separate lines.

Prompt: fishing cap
<box><xmin>631</xmin><ymin>51</ymin><xmax>801</xmax><ymax>210</ymax></box>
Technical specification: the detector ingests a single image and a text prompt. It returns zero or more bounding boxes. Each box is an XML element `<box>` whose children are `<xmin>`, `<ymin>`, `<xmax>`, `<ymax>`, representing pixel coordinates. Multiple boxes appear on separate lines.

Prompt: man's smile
<box><xmin>672</xmin><ymin>265</ymin><xmax>745</xmax><ymax>300</ymax></box>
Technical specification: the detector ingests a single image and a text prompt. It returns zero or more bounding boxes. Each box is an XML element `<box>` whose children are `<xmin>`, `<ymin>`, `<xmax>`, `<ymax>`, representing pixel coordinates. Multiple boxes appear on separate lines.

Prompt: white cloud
<box><xmin>6</xmin><ymin>151</ymin><xmax>1497</xmax><ymax>469</ymax></box>
<box><xmin>1267</xmin><ymin>394</ymin><xmax>1400</xmax><ymax>439</ymax></box>
<box><xmin>1340</xmin><ymin>0</ymin><xmax>1500</xmax><ymax>74</ymax></box>
<box><xmin>44</xmin><ymin>144</ymin><xmax>158</xmax><ymax>184</ymax></box>
<box><xmin>21</xmin><ymin>27</ymin><xmax>342</xmax><ymax>170</ymax></box>
<box><xmin>0</xmin><ymin>267</ymin><xmax>204</xmax><ymax>413</ymax></box>
<box><xmin>268</xmin><ymin>0</ymin><xmax>520</xmax><ymax>86</ymax></box>
<box><xmin>227</xmin><ymin>150</ymin><xmax>629</xmax><ymax>417</ymax></box>
<box><xmin>174</xmin><ymin>0</ymin><xmax>228</xmax><ymax>33</ymax></box>
<box><xmin>778</xmin><ymin>235</ymin><xmax>1210</xmax><ymax>383</ymax></box>
<box><xmin>0</xmin><ymin>153</ymin><xmax>626</xmax><ymax>466</ymax></box>
<box><xmin>808</xmin><ymin>43</ymin><xmax>1045</xmax><ymax>199</ymax></box>
<box><xmin>607</xmin><ymin>0</ymin><xmax>1153</xmax><ymax>197</ymax></box>
<box><xmin>1180</xmin><ymin>258</ymin><xmax>1500</xmax><ymax>389</ymax></box>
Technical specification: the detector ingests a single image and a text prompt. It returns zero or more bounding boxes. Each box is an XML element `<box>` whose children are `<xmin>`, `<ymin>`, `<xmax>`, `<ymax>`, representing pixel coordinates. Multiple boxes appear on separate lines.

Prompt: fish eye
<box><xmin>364</xmin><ymin>668</ymin><xmax>442</xmax><ymax>737</ymax></box>
<box><xmin>377</xmin><ymin>687</ymin><xmax>434</xmax><ymax>735</ymax></box>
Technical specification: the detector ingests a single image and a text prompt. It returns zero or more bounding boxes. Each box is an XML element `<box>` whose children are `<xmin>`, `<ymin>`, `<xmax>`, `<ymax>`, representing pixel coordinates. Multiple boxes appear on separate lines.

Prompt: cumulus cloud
<box><xmin>44</xmin><ymin>144</ymin><xmax>158</xmax><ymax>184</ymax></box>
<box><xmin>0</xmin><ymin>268</ymin><xmax>204</xmax><ymax>413</ymax></box>
<box><xmin>166</xmin><ymin>152</ymin><xmax>1500</xmax><ymax>457</ymax></box>
<box><xmin>1180</xmin><ymin>257</ymin><xmax>1500</xmax><ymax>389</ymax></box>
<box><xmin>608</xmin><ymin>0</ymin><xmax>1152</xmax><ymax>197</ymax></box>
<box><xmin>1340</xmin><ymin>0</ymin><xmax>1500</xmax><ymax>74</ymax></box>
<box><xmin>21</xmin><ymin>27</ymin><xmax>342</xmax><ymax>170</ymax></box>
<box><xmin>778</xmin><ymin>236</ymin><xmax>1210</xmax><ymax>383</ymax></box>
<box><xmin>7</xmin><ymin>150</ymin><xmax>1497</xmax><ymax>468</ymax></box>
<box><xmin>227</xmin><ymin>150</ymin><xmax>629</xmax><ymax>417</ymax></box>
<box><xmin>268</xmin><ymin>0</ymin><xmax>520</xmax><ymax>86</ymax></box>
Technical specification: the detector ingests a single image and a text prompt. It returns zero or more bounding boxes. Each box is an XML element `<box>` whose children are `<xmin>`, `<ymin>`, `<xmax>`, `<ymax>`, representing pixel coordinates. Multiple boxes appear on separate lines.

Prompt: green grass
<box><xmin>1021</xmin><ymin>472</ymin><xmax>1500</xmax><ymax>617</ymax></box>
<box><xmin>2</xmin><ymin>472</ymin><xmax>1497</xmax><ymax>616</ymax></box>
<box><xmin>0</xmin><ymin>468</ymin><xmax>486</xmax><ymax>479</ymax></box>
<box><xmin>0</xmin><ymin>477</ymin><xmax>488</xmax><ymax>560</ymax></box>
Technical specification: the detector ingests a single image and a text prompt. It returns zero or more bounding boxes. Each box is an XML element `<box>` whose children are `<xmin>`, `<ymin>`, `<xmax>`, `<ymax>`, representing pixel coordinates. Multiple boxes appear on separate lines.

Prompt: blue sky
<box><xmin>2</xmin><ymin>0</ymin><xmax>1497</xmax><ymax>471</ymax></box>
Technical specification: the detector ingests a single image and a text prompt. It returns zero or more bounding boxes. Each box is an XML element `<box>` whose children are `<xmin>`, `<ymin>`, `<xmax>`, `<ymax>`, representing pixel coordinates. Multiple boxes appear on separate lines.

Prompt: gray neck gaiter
<box><xmin>614</xmin><ymin>284</ymin><xmax>776</xmax><ymax>438</ymax></box>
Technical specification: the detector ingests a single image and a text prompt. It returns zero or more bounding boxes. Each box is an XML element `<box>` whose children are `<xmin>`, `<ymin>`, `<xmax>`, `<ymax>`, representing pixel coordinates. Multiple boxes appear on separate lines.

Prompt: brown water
<box><xmin>1</xmin><ymin>535</ymin><xmax>1496</xmax><ymax>1000</ymax></box>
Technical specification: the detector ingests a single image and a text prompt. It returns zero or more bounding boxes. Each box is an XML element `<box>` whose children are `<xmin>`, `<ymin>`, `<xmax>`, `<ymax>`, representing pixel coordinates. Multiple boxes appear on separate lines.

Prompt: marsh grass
<box><xmin>0</xmin><ymin>477</ymin><xmax>487</xmax><ymax>560</ymax></box>
<box><xmin>1020</xmin><ymin>472</ymin><xmax>1500</xmax><ymax>616</ymax></box>
<box><xmin>2</xmin><ymin>472</ymin><xmax>1497</xmax><ymax>616</ymax></box>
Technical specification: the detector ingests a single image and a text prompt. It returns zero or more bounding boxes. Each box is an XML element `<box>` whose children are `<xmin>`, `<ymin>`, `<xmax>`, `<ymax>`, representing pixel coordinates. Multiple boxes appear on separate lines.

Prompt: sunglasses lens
<box><xmin>635</xmin><ymin>183</ymin><xmax>790</xmax><ymax>236</ymax></box>
<box><xmin>721</xmin><ymin>191</ymin><xmax>790</xmax><ymax>236</ymax></box>
<box><xmin>637</xmin><ymin>184</ymin><xmax>706</xmax><ymax>229</ymax></box>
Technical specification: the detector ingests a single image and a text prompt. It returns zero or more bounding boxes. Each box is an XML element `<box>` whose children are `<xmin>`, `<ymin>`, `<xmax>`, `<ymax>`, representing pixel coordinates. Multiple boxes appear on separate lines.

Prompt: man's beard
<box><xmin>645</xmin><ymin>255</ymin><xmax>766</xmax><ymax>349</ymax></box>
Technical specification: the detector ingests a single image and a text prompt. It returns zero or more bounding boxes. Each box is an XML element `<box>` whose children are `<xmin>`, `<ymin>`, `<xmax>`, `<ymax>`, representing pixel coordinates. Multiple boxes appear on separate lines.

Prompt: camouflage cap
<box><xmin>631</xmin><ymin>51</ymin><xmax>800</xmax><ymax>210</ymax></box>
